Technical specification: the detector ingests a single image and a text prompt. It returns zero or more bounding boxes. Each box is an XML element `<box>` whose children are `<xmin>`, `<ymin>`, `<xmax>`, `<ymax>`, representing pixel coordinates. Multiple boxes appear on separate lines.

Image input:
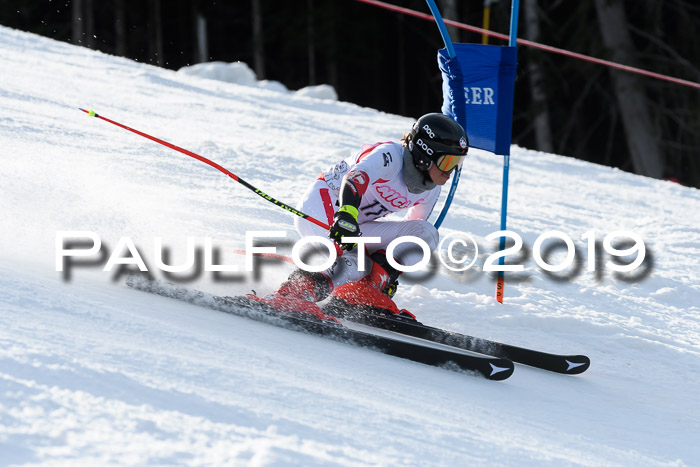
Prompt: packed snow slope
<box><xmin>1</xmin><ymin>26</ymin><xmax>699</xmax><ymax>466</ymax></box>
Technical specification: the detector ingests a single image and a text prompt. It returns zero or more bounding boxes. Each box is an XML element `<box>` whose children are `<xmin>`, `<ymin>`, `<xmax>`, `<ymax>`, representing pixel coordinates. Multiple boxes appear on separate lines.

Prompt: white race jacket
<box><xmin>320</xmin><ymin>142</ymin><xmax>440</xmax><ymax>223</ymax></box>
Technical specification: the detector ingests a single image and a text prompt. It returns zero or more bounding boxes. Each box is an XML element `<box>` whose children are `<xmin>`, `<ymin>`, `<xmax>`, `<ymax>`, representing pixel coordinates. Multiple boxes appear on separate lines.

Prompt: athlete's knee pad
<box><xmin>388</xmin><ymin>220</ymin><xmax>438</xmax><ymax>266</ymax></box>
<box><xmin>403</xmin><ymin>219</ymin><xmax>439</xmax><ymax>251</ymax></box>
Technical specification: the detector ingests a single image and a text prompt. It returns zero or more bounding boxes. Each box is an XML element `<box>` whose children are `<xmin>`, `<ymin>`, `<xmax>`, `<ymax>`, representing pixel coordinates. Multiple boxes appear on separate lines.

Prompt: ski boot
<box><xmin>324</xmin><ymin>251</ymin><xmax>416</xmax><ymax>321</ymax></box>
<box><xmin>247</xmin><ymin>270</ymin><xmax>340</xmax><ymax>323</ymax></box>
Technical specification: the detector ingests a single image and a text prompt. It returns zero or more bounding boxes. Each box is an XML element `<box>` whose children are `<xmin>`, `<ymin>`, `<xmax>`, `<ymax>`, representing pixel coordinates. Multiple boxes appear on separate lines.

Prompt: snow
<box><xmin>1</xmin><ymin>25</ymin><xmax>699</xmax><ymax>465</ymax></box>
<box><xmin>177</xmin><ymin>61</ymin><xmax>338</xmax><ymax>100</ymax></box>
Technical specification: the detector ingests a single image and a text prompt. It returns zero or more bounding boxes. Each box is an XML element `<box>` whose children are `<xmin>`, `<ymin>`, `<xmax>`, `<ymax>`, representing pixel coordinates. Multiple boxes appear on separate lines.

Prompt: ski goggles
<box><xmin>435</xmin><ymin>154</ymin><xmax>466</xmax><ymax>173</ymax></box>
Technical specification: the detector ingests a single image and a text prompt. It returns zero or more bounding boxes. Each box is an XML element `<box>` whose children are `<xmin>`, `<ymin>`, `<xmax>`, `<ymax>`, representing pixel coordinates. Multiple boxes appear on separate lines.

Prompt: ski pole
<box><xmin>80</xmin><ymin>108</ymin><xmax>330</xmax><ymax>230</ymax></box>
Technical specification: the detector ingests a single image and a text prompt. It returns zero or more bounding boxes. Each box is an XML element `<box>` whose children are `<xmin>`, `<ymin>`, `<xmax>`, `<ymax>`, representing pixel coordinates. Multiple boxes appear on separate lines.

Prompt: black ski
<box><xmin>125</xmin><ymin>276</ymin><xmax>514</xmax><ymax>381</ymax></box>
<box><xmin>324</xmin><ymin>300</ymin><xmax>590</xmax><ymax>375</ymax></box>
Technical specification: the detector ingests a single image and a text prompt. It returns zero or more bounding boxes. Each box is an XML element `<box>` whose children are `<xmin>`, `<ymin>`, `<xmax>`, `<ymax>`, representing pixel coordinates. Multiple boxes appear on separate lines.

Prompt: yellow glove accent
<box><xmin>338</xmin><ymin>204</ymin><xmax>359</xmax><ymax>220</ymax></box>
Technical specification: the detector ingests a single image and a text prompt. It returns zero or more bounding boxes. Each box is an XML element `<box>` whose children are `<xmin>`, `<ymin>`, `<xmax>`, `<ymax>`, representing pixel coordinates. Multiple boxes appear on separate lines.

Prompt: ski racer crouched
<box><xmin>250</xmin><ymin>113</ymin><xmax>468</xmax><ymax>321</ymax></box>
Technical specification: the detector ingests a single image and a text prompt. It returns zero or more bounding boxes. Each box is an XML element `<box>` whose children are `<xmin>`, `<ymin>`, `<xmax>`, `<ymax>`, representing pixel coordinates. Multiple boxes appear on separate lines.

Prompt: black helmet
<box><xmin>406</xmin><ymin>113</ymin><xmax>469</xmax><ymax>172</ymax></box>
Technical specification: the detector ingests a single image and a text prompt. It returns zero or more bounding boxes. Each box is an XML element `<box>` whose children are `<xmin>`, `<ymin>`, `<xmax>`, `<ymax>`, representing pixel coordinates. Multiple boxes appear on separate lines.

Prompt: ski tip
<box><xmin>563</xmin><ymin>356</ymin><xmax>591</xmax><ymax>374</ymax></box>
<box><xmin>487</xmin><ymin>359</ymin><xmax>515</xmax><ymax>381</ymax></box>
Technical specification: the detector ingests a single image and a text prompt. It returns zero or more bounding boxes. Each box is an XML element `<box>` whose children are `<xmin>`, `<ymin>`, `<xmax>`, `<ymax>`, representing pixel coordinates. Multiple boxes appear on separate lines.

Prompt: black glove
<box><xmin>329</xmin><ymin>205</ymin><xmax>360</xmax><ymax>251</ymax></box>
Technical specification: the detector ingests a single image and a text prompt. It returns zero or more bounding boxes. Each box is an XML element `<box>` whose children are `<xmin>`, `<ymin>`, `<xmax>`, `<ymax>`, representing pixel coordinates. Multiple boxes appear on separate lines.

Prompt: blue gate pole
<box><xmin>425</xmin><ymin>0</ymin><xmax>455</xmax><ymax>58</ymax></box>
<box><xmin>424</xmin><ymin>0</ymin><xmax>460</xmax><ymax>230</ymax></box>
<box><xmin>496</xmin><ymin>0</ymin><xmax>520</xmax><ymax>303</ymax></box>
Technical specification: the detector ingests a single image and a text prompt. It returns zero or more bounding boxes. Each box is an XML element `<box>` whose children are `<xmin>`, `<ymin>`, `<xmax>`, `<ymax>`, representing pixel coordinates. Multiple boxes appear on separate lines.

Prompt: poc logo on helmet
<box><xmin>422</xmin><ymin>125</ymin><xmax>435</xmax><ymax>139</ymax></box>
<box><xmin>415</xmin><ymin>138</ymin><xmax>433</xmax><ymax>155</ymax></box>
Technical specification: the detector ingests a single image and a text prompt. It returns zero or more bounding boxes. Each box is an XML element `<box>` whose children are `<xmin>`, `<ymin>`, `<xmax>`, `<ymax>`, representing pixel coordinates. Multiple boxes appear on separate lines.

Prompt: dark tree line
<box><xmin>2</xmin><ymin>0</ymin><xmax>698</xmax><ymax>187</ymax></box>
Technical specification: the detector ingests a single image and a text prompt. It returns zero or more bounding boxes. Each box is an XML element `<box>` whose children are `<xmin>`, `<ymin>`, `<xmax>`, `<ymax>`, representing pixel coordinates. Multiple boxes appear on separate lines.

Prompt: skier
<box><xmin>250</xmin><ymin>113</ymin><xmax>468</xmax><ymax>319</ymax></box>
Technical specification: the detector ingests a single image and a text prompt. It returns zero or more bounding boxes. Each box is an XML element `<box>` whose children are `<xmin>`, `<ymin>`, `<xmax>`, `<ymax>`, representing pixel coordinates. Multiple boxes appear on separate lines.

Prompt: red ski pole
<box><xmin>80</xmin><ymin>108</ymin><xmax>330</xmax><ymax>230</ymax></box>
